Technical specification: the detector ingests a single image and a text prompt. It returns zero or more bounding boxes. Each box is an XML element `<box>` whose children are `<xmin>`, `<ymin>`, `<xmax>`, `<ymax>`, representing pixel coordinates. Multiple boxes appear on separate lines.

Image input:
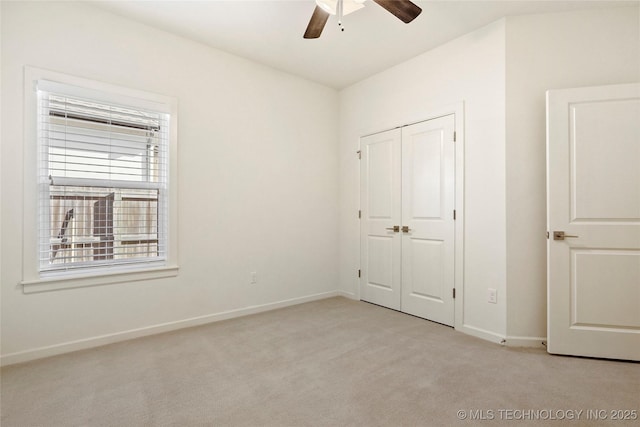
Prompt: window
<box><xmin>35</xmin><ymin>79</ymin><xmax>172</xmax><ymax>279</ymax></box>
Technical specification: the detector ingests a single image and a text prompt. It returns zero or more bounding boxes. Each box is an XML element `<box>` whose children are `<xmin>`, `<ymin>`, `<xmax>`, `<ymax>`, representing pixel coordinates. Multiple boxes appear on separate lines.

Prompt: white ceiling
<box><xmin>89</xmin><ymin>0</ymin><xmax>638</xmax><ymax>89</ymax></box>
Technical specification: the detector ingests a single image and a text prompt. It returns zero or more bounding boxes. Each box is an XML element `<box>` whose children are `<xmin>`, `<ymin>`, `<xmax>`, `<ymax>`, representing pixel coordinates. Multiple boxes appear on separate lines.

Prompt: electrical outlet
<box><xmin>250</xmin><ymin>272</ymin><xmax>257</xmax><ymax>284</ymax></box>
<box><xmin>488</xmin><ymin>288</ymin><xmax>497</xmax><ymax>304</ymax></box>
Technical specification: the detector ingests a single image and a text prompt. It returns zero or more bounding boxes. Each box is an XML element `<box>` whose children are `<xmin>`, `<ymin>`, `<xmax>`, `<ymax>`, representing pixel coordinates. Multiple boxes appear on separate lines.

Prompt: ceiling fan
<box><xmin>304</xmin><ymin>0</ymin><xmax>422</xmax><ymax>39</ymax></box>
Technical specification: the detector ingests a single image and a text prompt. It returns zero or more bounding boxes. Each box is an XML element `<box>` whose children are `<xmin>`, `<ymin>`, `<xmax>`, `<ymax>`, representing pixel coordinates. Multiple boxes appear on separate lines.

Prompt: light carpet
<box><xmin>1</xmin><ymin>297</ymin><xmax>638</xmax><ymax>426</ymax></box>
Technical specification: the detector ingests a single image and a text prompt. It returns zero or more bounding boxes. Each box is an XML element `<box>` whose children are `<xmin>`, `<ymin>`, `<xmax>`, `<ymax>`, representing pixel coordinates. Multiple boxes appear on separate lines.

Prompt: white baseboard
<box><xmin>459</xmin><ymin>326</ymin><xmax>546</xmax><ymax>349</ymax></box>
<box><xmin>459</xmin><ymin>324</ymin><xmax>506</xmax><ymax>345</ymax></box>
<box><xmin>1</xmin><ymin>291</ymin><xmax>338</xmax><ymax>367</ymax></box>
<box><xmin>504</xmin><ymin>336</ymin><xmax>547</xmax><ymax>348</ymax></box>
<box><xmin>337</xmin><ymin>290</ymin><xmax>357</xmax><ymax>300</ymax></box>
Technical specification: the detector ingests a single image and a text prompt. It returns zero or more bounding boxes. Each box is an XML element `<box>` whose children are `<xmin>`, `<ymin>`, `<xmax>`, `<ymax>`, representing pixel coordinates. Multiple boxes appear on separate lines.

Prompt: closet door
<box><xmin>401</xmin><ymin>116</ymin><xmax>456</xmax><ymax>326</ymax></box>
<box><xmin>359</xmin><ymin>115</ymin><xmax>456</xmax><ymax>326</ymax></box>
<box><xmin>360</xmin><ymin>128</ymin><xmax>402</xmax><ymax>310</ymax></box>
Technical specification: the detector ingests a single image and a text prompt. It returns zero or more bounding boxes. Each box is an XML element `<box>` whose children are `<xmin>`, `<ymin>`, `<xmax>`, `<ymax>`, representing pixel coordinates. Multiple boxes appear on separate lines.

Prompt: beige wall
<box><xmin>504</xmin><ymin>6</ymin><xmax>640</xmax><ymax>343</ymax></box>
<box><xmin>1</xmin><ymin>1</ymin><xmax>339</xmax><ymax>363</ymax></box>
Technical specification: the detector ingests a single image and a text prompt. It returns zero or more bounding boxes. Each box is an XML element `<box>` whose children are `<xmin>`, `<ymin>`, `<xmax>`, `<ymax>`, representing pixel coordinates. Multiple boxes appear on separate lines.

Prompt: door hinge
<box><xmin>358</xmin><ymin>269</ymin><xmax>361</xmax><ymax>278</ymax></box>
<box><xmin>453</xmin><ymin>210</ymin><xmax>456</xmax><ymax>220</ymax></box>
<box><xmin>358</xmin><ymin>210</ymin><xmax>361</xmax><ymax>219</ymax></box>
<box><xmin>453</xmin><ymin>288</ymin><xmax>456</xmax><ymax>299</ymax></box>
<box><xmin>546</xmin><ymin>231</ymin><xmax>549</xmax><ymax>239</ymax></box>
<box><xmin>453</xmin><ymin>131</ymin><xmax>457</xmax><ymax>142</ymax></box>
<box><xmin>357</xmin><ymin>150</ymin><xmax>361</xmax><ymax>159</ymax></box>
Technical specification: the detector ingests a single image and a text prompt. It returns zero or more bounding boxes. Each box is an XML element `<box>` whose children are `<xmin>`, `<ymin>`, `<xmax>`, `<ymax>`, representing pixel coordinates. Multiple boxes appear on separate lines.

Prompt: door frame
<box><xmin>357</xmin><ymin>102</ymin><xmax>465</xmax><ymax>332</ymax></box>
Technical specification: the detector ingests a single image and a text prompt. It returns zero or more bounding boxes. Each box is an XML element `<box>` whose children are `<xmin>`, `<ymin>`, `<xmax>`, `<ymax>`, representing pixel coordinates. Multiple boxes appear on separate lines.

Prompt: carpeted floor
<box><xmin>1</xmin><ymin>297</ymin><xmax>638</xmax><ymax>426</ymax></box>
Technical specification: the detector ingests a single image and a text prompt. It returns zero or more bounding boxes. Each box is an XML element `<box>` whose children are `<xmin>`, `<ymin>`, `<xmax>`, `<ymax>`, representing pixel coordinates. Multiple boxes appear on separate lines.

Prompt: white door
<box><xmin>547</xmin><ymin>83</ymin><xmax>640</xmax><ymax>361</ymax></box>
<box><xmin>360</xmin><ymin>115</ymin><xmax>456</xmax><ymax>326</ymax></box>
<box><xmin>401</xmin><ymin>116</ymin><xmax>456</xmax><ymax>326</ymax></box>
<box><xmin>360</xmin><ymin>128</ymin><xmax>402</xmax><ymax>310</ymax></box>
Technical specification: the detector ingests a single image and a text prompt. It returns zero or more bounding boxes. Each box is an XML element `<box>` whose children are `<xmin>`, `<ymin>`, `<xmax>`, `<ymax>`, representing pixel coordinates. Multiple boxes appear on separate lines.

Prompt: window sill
<box><xmin>21</xmin><ymin>265</ymin><xmax>179</xmax><ymax>294</ymax></box>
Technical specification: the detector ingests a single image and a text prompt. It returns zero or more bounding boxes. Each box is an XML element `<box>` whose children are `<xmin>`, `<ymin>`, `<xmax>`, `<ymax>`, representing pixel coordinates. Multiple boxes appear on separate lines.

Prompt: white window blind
<box><xmin>37</xmin><ymin>81</ymin><xmax>170</xmax><ymax>276</ymax></box>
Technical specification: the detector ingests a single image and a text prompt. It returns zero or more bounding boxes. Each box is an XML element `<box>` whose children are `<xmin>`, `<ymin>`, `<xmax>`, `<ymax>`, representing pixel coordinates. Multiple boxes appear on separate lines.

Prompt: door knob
<box><xmin>402</xmin><ymin>226</ymin><xmax>411</xmax><ymax>233</ymax></box>
<box><xmin>386</xmin><ymin>226</ymin><xmax>400</xmax><ymax>232</ymax></box>
<box><xmin>553</xmin><ymin>231</ymin><xmax>579</xmax><ymax>241</ymax></box>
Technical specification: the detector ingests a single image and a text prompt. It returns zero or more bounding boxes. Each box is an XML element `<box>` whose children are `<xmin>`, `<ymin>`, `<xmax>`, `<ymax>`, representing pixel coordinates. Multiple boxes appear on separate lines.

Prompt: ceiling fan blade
<box><xmin>304</xmin><ymin>5</ymin><xmax>330</xmax><ymax>39</ymax></box>
<box><xmin>372</xmin><ymin>0</ymin><xmax>422</xmax><ymax>24</ymax></box>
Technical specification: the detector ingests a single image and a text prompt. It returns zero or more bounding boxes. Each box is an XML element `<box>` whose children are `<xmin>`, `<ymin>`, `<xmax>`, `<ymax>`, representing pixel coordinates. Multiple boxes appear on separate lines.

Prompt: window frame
<box><xmin>22</xmin><ymin>67</ymin><xmax>179</xmax><ymax>293</ymax></box>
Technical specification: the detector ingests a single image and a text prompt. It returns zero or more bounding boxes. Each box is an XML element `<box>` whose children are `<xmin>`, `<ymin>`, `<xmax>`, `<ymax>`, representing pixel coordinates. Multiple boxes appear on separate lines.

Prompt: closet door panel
<box><xmin>360</xmin><ymin>129</ymin><xmax>402</xmax><ymax>310</ymax></box>
<box><xmin>401</xmin><ymin>115</ymin><xmax>455</xmax><ymax>326</ymax></box>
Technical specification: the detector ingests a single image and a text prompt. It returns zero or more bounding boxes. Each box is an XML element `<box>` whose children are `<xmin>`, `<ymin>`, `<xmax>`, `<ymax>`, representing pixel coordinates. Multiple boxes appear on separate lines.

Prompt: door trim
<box><xmin>357</xmin><ymin>102</ymin><xmax>465</xmax><ymax>332</ymax></box>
